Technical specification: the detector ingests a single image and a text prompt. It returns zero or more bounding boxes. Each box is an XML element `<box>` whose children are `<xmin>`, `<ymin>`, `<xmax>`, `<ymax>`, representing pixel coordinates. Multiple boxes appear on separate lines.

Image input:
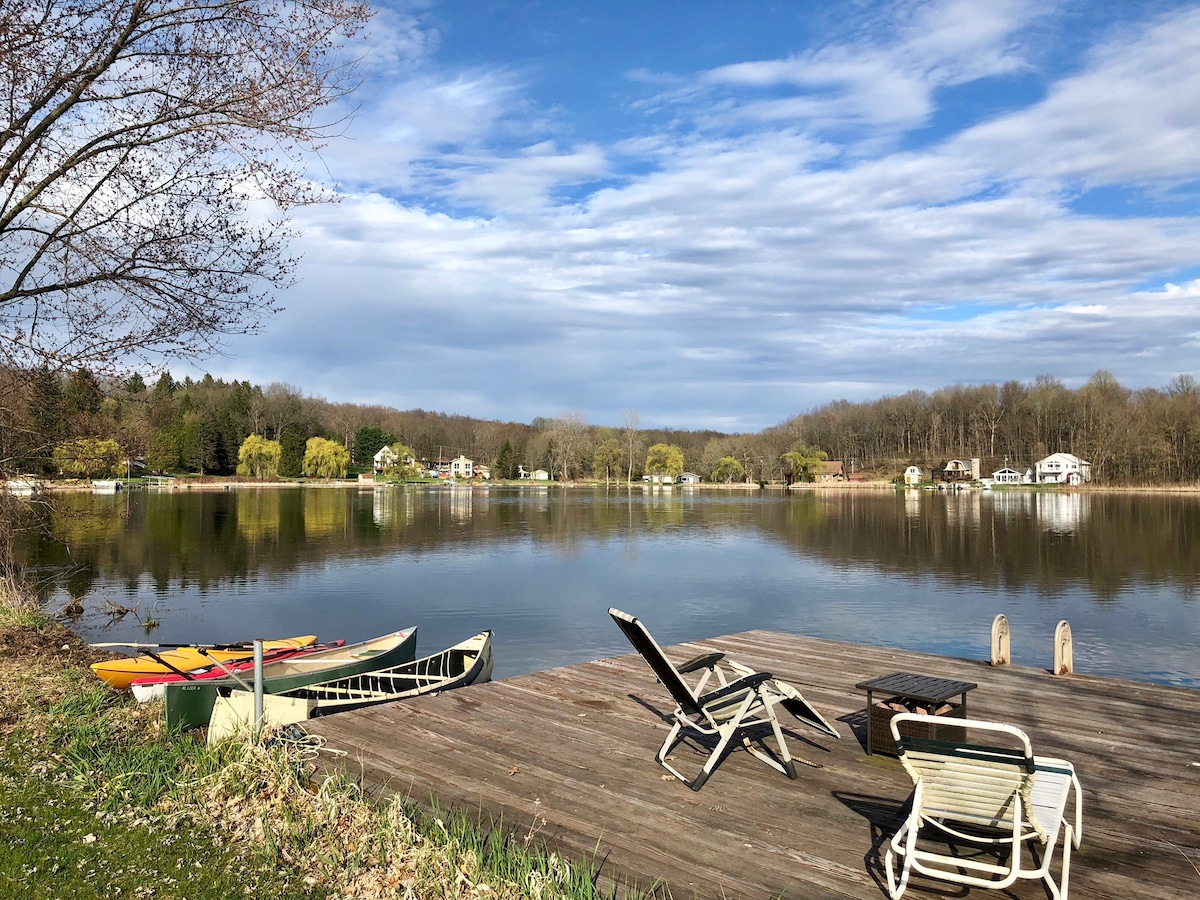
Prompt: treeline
<box><xmin>2</xmin><ymin>367</ymin><xmax>1197</xmax><ymax>484</ymax></box>
<box><xmin>770</xmin><ymin>371</ymin><xmax>1200</xmax><ymax>483</ymax></box>
<box><xmin>0</xmin><ymin>369</ymin><xmax>742</xmax><ymax>481</ymax></box>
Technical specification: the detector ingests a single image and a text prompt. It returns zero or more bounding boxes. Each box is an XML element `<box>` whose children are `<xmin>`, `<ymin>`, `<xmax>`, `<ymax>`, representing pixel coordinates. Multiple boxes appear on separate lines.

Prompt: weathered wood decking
<box><xmin>304</xmin><ymin>632</ymin><xmax>1200</xmax><ymax>899</ymax></box>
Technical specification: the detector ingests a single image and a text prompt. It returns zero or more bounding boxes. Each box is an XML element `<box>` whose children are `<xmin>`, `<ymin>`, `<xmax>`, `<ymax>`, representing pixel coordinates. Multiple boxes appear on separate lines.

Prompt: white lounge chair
<box><xmin>884</xmin><ymin>713</ymin><xmax>1083</xmax><ymax>899</ymax></box>
<box><xmin>608</xmin><ymin>607</ymin><xmax>838</xmax><ymax>791</ymax></box>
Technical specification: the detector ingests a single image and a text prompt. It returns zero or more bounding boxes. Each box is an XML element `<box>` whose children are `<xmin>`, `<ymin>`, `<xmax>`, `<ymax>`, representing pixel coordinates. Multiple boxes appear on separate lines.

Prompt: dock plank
<box><xmin>305</xmin><ymin>632</ymin><xmax>1200</xmax><ymax>899</ymax></box>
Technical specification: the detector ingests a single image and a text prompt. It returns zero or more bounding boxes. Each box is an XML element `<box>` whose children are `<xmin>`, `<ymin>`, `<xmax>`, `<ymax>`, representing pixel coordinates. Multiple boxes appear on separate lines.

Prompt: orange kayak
<box><xmin>90</xmin><ymin>635</ymin><xmax>318</xmax><ymax>690</ymax></box>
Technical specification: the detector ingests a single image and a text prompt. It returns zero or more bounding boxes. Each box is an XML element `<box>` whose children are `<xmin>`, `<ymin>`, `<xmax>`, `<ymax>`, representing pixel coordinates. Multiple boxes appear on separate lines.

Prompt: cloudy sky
<box><xmin>182</xmin><ymin>0</ymin><xmax>1200</xmax><ymax>433</ymax></box>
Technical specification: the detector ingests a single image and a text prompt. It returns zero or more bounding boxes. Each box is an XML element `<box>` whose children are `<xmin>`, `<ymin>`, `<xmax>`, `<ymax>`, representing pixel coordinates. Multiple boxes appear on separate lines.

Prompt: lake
<box><xmin>21</xmin><ymin>484</ymin><xmax>1200</xmax><ymax>687</ymax></box>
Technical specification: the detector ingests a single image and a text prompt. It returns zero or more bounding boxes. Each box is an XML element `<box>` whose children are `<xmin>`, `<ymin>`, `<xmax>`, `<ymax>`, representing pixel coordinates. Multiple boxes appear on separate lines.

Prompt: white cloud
<box><xmin>949</xmin><ymin>6</ymin><xmax>1200</xmax><ymax>187</ymax></box>
<box><xmin>186</xmin><ymin>2</ymin><xmax>1200</xmax><ymax>432</ymax></box>
<box><xmin>695</xmin><ymin>0</ymin><xmax>1035</xmax><ymax>135</ymax></box>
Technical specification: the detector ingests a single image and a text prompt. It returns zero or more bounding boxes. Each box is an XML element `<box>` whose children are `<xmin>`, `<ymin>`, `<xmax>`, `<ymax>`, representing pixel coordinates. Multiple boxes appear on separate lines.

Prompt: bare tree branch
<box><xmin>0</xmin><ymin>0</ymin><xmax>372</xmax><ymax>376</ymax></box>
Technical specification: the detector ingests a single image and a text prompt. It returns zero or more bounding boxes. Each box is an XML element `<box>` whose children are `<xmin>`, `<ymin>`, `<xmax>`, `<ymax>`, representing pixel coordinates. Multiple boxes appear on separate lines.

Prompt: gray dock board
<box><xmin>304</xmin><ymin>631</ymin><xmax>1200</xmax><ymax>898</ymax></box>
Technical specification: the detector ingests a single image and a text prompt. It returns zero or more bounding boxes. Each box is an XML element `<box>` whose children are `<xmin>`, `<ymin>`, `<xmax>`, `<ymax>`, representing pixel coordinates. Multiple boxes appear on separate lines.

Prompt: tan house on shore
<box><xmin>940</xmin><ymin>458</ymin><xmax>980</xmax><ymax>482</ymax></box>
<box><xmin>816</xmin><ymin>461</ymin><xmax>847</xmax><ymax>482</ymax></box>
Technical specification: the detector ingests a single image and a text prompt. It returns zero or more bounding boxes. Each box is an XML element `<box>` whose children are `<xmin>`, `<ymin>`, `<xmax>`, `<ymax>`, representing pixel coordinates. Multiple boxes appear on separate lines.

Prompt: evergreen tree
<box><xmin>149</xmin><ymin>373</ymin><xmax>177</xmax><ymax>431</ymax></box>
<box><xmin>279</xmin><ymin>426</ymin><xmax>307</xmax><ymax>477</ymax></box>
<box><xmin>64</xmin><ymin>368</ymin><xmax>104</xmax><ymax>424</ymax></box>
<box><xmin>25</xmin><ymin>366</ymin><xmax>64</xmax><ymax>471</ymax></box>
<box><xmin>354</xmin><ymin>426</ymin><xmax>397</xmax><ymax>466</ymax></box>
<box><xmin>495</xmin><ymin>440</ymin><xmax>517</xmax><ymax>479</ymax></box>
<box><xmin>179</xmin><ymin>412</ymin><xmax>218</xmax><ymax>475</ymax></box>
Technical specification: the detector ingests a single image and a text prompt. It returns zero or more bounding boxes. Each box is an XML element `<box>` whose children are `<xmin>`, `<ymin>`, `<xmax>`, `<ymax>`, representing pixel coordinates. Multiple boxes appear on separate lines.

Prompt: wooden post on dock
<box><xmin>990</xmin><ymin>614</ymin><xmax>1010</xmax><ymax>666</ymax></box>
<box><xmin>1053</xmin><ymin>619</ymin><xmax>1073</xmax><ymax>675</ymax></box>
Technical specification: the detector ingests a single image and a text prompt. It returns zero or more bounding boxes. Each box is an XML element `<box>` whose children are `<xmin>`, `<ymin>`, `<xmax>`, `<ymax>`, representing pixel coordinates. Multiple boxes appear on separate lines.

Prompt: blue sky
<box><xmin>182</xmin><ymin>0</ymin><xmax>1200</xmax><ymax>432</ymax></box>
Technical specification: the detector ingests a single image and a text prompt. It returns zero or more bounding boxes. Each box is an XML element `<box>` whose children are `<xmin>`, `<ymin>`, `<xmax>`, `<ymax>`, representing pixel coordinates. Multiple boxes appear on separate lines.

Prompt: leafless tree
<box><xmin>546</xmin><ymin>411</ymin><xmax>587</xmax><ymax>481</ymax></box>
<box><xmin>621</xmin><ymin>408</ymin><xmax>641</xmax><ymax>483</ymax></box>
<box><xmin>0</xmin><ymin>0</ymin><xmax>371</xmax><ymax>378</ymax></box>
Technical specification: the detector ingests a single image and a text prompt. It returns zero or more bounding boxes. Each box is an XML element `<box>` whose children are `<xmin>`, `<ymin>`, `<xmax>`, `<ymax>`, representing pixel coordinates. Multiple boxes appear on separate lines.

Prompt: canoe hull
<box><xmin>282</xmin><ymin>630</ymin><xmax>493</xmax><ymax>716</ymax></box>
<box><xmin>164</xmin><ymin>628</ymin><xmax>416</xmax><ymax>731</ymax></box>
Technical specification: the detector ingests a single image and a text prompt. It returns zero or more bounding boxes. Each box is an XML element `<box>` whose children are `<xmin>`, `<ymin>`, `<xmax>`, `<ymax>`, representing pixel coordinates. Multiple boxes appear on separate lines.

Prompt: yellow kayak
<box><xmin>90</xmin><ymin>635</ymin><xmax>318</xmax><ymax>689</ymax></box>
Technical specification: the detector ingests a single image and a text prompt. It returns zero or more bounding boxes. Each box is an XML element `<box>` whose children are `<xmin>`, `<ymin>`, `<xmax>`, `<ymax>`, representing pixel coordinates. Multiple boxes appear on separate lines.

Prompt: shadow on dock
<box><xmin>305</xmin><ymin>631</ymin><xmax>1200</xmax><ymax>899</ymax></box>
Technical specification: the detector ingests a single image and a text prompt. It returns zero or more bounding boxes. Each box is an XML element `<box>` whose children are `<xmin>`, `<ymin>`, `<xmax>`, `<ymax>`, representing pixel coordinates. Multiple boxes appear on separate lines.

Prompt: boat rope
<box><xmin>264</xmin><ymin>722</ymin><xmax>344</xmax><ymax>761</ymax></box>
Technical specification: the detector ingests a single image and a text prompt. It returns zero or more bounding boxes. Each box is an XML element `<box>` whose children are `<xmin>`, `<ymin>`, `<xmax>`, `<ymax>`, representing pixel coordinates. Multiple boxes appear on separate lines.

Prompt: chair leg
<box><xmin>740</xmin><ymin>710</ymin><xmax>797</xmax><ymax>779</ymax></box>
<box><xmin>691</xmin><ymin>721</ymin><xmax>743</xmax><ymax>791</ymax></box>
<box><xmin>884</xmin><ymin>818</ymin><xmax>918</xmax><ymax>900</ymax></box>
<box><xmin>655</xmin><ymin>693</ymin><xmax>801</xmax><ymax>789</ymax></box>
<box><xmin>1060</xmin><ymin>830</ymin><xmax>1080</xmax><ymax>897</ymax></box>
<box><xmin>655</xmin><ymin>718</ymin><xmax>740</xmax><ymax>791</ymax></box>
<box><xmin>1050</xmin><ymin>821</ymin><xmax>1073</xmax><ymax>900</ymax></box>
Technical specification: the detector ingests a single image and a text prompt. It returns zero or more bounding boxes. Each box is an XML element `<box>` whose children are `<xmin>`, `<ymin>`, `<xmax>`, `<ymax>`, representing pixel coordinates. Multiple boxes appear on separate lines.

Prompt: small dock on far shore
<box><xmin>304</xmin><ymin>631</ymin><xmax>1200</xmax><ymax>899</ymax></box>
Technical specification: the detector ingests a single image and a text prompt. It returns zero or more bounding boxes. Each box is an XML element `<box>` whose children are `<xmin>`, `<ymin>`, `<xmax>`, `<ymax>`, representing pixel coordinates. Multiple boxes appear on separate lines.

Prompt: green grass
<box><xmin>0</xmin><ymin>733</ymin><xmax>328</xmax><ymax>900</ymax></box>
<box><xmin>0</xmin><ymin>610</ymin><xmax>654</xmax><ymax>899</ymax></box>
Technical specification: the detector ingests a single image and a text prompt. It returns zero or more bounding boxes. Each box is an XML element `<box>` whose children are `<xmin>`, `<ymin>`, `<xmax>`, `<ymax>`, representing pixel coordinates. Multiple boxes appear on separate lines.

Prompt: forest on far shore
<box><xmin>2</xmin><ymin>367</ymin><xmax>1198</xmax><ymax>485</ymax></box>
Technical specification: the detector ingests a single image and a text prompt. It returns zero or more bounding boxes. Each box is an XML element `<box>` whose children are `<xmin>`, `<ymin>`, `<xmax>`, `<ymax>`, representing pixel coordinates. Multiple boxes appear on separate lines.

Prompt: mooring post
<box><xmin>1053</xmin><ymin>620</ymin><xmax>1073</xmax><ymax>675</ymax></box>
<box><xmin>990</xmin><ymin>614</ymin><xmax>1010</xmax><ymax>666</ymax></box>
<box><xmin>253</xmin><ymin>639</ymin><xmax>264</xmax><ymax>729</ymax></box>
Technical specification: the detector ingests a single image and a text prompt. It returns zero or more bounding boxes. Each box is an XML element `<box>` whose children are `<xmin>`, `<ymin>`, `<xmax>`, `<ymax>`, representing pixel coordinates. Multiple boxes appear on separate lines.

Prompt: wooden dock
<box><xmin>304</xmin><ymin>631</ymin><xmax>1200</xmax><ymax>899</ymax></box>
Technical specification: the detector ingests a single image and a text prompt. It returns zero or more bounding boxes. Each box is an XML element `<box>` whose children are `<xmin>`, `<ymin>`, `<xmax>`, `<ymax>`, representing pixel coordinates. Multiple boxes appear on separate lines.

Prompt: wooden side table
<box><xmin>856</xmin><ymin>672</ymin><xmax>977</xmax><ymax>755</ymax></box>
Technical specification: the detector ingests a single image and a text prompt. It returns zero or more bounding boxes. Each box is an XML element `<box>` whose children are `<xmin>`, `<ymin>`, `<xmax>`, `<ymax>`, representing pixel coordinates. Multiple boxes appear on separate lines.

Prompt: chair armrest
<box><xmin>698</xmin><ymin>671</ymin><xmax>772</xmax><ymax>705</ymax></box>
<box><xmin>678</xmin><ymin>651</ymin><xmax>725</xmax><ymax>674</ymax></box>
<box><xmin>1033</xmin><ymin>756</ymin><xmax>1083</xmax><ymax>847</ymax></box>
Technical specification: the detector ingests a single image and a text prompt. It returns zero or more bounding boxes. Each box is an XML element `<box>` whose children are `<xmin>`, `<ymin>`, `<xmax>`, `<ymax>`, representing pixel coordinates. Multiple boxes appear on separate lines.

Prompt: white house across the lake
<box><xmin>1035</xmin><ymin>452</ymin><xmax>1091</xmax><ymax>485</ymax></box>
<box><xmin>991</xmin><ymin>466</ymin><xmax>1024</xmax><ymax>485</ymax></box>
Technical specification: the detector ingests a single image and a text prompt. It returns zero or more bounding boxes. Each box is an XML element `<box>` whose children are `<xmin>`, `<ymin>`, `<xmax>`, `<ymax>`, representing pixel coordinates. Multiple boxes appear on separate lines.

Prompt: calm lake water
<box><xmin>22</xmin><ymin>485</ymin><xmax>1200</xmax><ymax>687</ymax></box>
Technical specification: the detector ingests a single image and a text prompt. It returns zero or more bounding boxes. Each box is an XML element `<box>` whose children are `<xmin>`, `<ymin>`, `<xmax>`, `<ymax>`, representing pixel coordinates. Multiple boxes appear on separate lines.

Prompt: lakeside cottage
<box><xmin>903</xmin><ymin>465</ymin><xmax>923</xmax><ymax>486</ymax></box>
<box><xmin>940</xmin><ymin>458</ymin><xmax>980</xmax><ymax>482</ymax></box>
<box><xmin>816</xmin><ymin>461</ymin><xmax>847</xmax><ymax>482</ymax></box>
<box><xmin>1035</xmin><ymin>452</ymin><xmax>1091</xmax><ymax>484</ymax></box>
<box><xmin>373</xmin><ymin>446</ymin><xmax>398</xmax><ymax>473</ymax></box>
<box><xmin>991</xmin><ymin>466</ymin><xmax>1024</xmax><ymax>484</ymax></box>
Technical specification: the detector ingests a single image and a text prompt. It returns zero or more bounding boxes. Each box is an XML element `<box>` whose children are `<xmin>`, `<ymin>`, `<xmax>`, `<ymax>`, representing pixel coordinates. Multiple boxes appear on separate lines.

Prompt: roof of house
<box><xmin>1037</xmin><ymin>452</ymin><xmax>1090</xmax><ymax>466</ymax></box>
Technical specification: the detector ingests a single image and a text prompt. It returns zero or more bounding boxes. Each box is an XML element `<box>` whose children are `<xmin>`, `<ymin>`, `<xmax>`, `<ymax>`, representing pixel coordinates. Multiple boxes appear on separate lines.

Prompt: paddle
<box><xmin>137</xmin><ymin>649</ymin><xmax>195</xmax><ymax>680</ymax></box>
<box><xmin>196</xmin><ymin>647</ymin><xmax>256</xmax><ymax>692</ymax></box>
<box><xmin>89</xmin><ymin>639</ymin><xmax>260</xmax><ymax>651</ymax></box>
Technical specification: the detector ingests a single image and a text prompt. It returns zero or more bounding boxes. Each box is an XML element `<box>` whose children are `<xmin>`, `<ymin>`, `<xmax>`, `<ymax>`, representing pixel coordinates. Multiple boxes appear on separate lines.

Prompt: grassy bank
<box><xmin>0</xmin><ymin>601</ymin><xmax>640</xmax><ymax>899</ymax></box>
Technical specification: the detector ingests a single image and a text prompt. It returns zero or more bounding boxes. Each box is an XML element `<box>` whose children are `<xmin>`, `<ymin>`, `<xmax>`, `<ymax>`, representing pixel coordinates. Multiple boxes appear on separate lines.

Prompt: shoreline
<box><xmin>18</xmin><ymin>476</ymin><xmax>1200</xmax><ymax>494</ymax></box>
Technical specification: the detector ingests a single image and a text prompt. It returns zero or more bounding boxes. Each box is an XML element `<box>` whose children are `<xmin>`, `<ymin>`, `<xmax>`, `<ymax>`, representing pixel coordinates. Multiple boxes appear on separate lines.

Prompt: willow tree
<box><xmin>644</xmin><ymin>442</ymin><xmax>684</xmax><ymax>483</ymax></box>
<box><xmin>782</xmin><ymin>445</ymin><xmax>828</xmax><ymax>484</ymax></box>
<box><xmin>711</xmin><ymin>455</ymin><xmax>745</xmax><ymax>485</ymax></box>
<box><xmin>236</xmin><ymin>434</ymin><xmax>281</xmax><ymax>480</ymax></box>
<box><xmin>303</xmin><ymin>437</ymin><xmax>348</xmax><ymax>479</ymax></box>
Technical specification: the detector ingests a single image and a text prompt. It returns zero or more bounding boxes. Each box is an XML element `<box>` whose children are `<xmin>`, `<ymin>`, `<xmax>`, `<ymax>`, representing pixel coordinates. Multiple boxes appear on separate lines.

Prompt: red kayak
<box><xmin>129</xmin><ymin>639</ymin><xmax>345</xmax><ymax>702</ymax></box>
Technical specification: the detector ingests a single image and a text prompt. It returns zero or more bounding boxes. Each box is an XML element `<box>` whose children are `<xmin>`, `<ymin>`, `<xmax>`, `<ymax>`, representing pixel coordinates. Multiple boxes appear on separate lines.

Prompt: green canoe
<box><xmin>164</xmin><ymin>627</ymin><xmax>417</xmax><ymax>731</ymax></box>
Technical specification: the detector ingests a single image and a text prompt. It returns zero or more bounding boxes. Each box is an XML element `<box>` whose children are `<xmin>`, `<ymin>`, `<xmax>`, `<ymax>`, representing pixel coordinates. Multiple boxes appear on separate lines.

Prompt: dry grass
<box><xmin>188</xmin><ymin>728</ymin><xmax>590</xmax><ymax>898</ymax></box>
<box><xmin>0</xmin><ymin>609</ymin><xmax>623</xmax><ymax>899</ymax></box>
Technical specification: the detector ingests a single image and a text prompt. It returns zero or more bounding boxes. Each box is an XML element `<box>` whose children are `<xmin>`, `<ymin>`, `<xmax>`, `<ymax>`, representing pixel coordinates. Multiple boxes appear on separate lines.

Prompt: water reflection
<box><xmin>18</xmin><ymin>486</ymin><xmax>1200</xmax><ymax>686</ymax></box>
